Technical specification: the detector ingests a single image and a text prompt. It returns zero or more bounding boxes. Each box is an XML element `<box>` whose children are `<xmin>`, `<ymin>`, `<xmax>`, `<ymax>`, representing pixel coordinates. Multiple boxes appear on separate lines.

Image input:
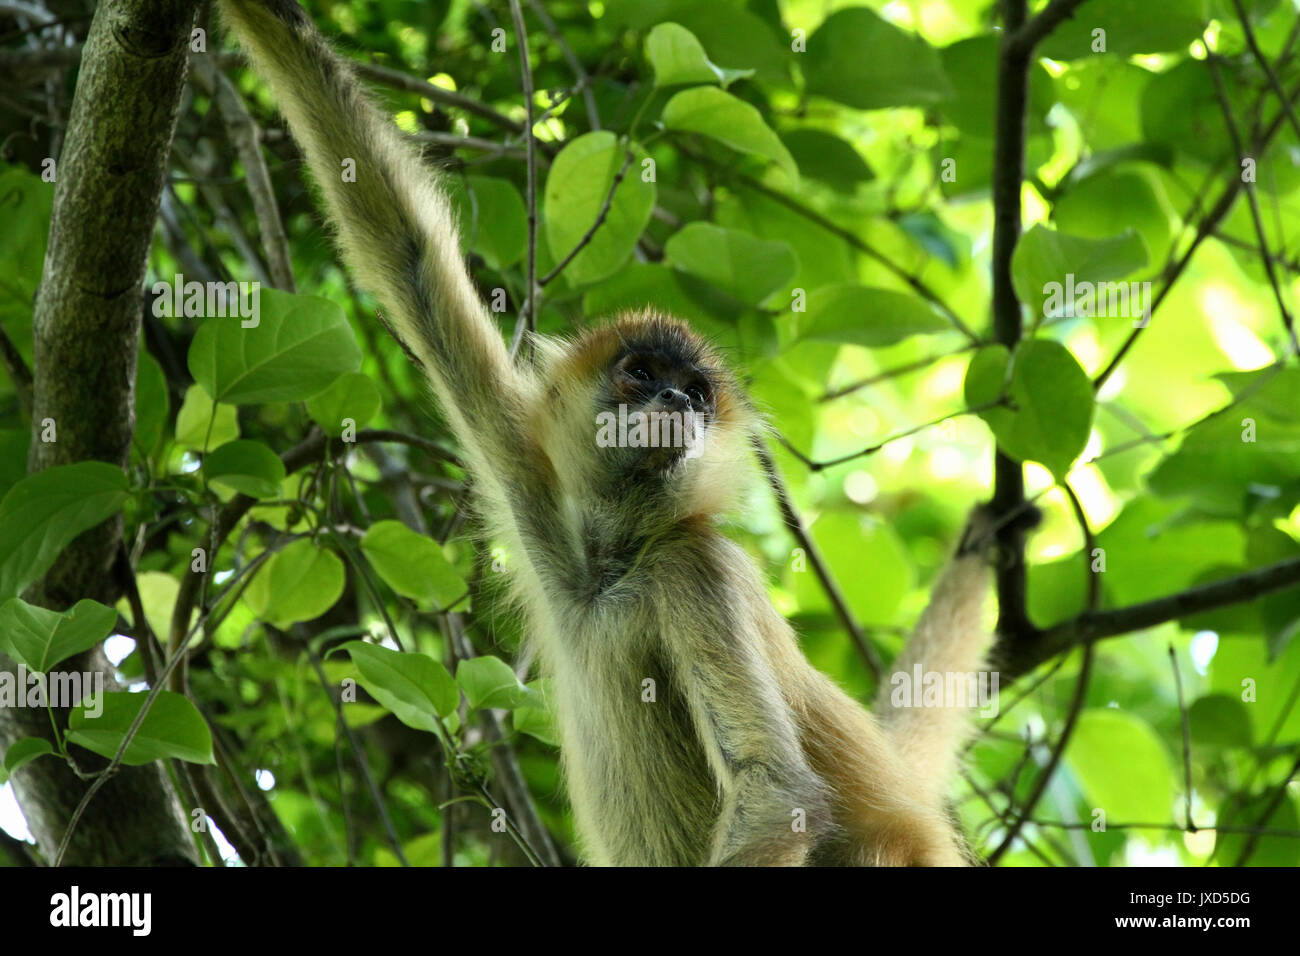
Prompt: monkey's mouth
<box><xmin>599</xmin><ymin>400</ymin><xmax>708</xmax><ymax>475</ymax></box>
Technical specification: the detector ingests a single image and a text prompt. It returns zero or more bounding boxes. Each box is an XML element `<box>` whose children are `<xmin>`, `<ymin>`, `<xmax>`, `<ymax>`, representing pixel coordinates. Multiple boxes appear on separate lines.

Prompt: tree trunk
<box><xmin>0</xmin><ymin>0</ymin><xmax>200</xmax><ymax>866</ymax></box>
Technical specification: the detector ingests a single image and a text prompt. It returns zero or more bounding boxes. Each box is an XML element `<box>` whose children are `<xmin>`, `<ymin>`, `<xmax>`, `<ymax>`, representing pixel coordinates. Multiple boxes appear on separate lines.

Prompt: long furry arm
<box><xmin>669</xmin><ymin>544</ymin><xmax>834</xmax><ymax>865</ymax></box>
<box><xmin>219</xmin><ymin>0</ymin><xmax>575</xmax><ymax>578</ymax></box>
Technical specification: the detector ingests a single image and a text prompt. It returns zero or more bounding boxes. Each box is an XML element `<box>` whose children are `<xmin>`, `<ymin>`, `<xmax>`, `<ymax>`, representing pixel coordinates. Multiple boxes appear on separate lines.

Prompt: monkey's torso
<box><xmin>542</xmin><ymin>528</ymin><xmax>795</xmax><ymax>865</ymax></box>
<box><xmin>529</xmin><ymin>522</ymin><xmax>966</xmax><ymax>866</ymax></box>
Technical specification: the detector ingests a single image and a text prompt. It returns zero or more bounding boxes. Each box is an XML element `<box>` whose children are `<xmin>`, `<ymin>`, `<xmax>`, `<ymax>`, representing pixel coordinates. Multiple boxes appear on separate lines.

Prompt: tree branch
<box><xmin>989</xmin><ymin>0</ymin><xmax>1033</xmax><ymax>642</ymax></box>
<box><xmin>1</xmin><ymin>0</ymin><xmax>201</xmax><ymax>869</ymax></box>
<box><xmin>1006</xmin><ymin>0</ymin><xmax>1091</xmax><ymax>57</ymax></box>
<box><xmin>1001</xmin><ymin>556</ymin><xmax>1300</xmax><ymax>678</ymax></box>
<box><xmin>191</xmin><ymin>54</ymin><xmax>296</xmax><ymax>292</ymax></box>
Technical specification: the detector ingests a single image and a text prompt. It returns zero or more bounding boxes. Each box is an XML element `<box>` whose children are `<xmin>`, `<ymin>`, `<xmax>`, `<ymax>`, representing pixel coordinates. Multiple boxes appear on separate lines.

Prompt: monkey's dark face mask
<box><xmin>595</xmin><ymin>349</ymin><xmax>716</xmax><ymax>478</ymax></box>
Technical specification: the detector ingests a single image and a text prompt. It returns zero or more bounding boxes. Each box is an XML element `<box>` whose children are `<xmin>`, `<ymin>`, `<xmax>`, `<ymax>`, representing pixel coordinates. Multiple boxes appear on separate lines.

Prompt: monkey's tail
<box><xmin>872</xmin><ymin>507</ymin><xmax>996</xmax><ymax>800</ymax></box>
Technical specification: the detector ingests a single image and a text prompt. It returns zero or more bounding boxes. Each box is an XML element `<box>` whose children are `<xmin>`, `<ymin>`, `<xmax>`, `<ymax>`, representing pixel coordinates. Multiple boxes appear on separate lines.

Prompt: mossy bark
<box><xmin>0</xmin><ymin>0</ymin><xmax>201</xmax><ymax>866</ymax></box>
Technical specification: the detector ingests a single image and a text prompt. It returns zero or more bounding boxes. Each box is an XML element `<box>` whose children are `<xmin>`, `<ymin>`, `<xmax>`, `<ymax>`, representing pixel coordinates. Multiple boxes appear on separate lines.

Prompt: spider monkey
<box><xmin>218</xmin><ymin>0</ymin><xmax>998</xmax><ymax>866</ymax></box>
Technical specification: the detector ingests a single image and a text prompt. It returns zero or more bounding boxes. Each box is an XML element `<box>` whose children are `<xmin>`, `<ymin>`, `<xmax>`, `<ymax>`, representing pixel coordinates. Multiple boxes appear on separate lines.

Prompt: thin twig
<box><xmin>0</xmin><ymin>321</ymin><xmax>32</xmax><ymax>415</ymax></box>
<box><xmin>778</xmin><ymin>401</ymin><xmax>1003</xmax><ymax>472</ymax></box>
<box><xmin>527</xmin><ymin>0</ymin><xmax>599</xmax><ymax>131</ymax></box>
<box><xmin>1168</xmin><ymin>643</ymin><xmax>1197</xmax><ymax>831</ymax></box>
<box><xmin>305</xmin><ymin>645</ymin><xmax>408</xmax><ymax>866</ymax></box>
<box><xmin>1206</xmin><ymin>48</ymin><xmax>1299</xmax><ymax>355</ymax></box>
<box><xmin>192</xmin><ymin>55</ymin><xmax>296</xmax><ymax>292</ymax></box>
<box><xmin>755</xmin><ymin>440</ymin><xmax>882</xmax><ymax>681</ymax></box>
<box><xmin>1025</xmin><ymin>819</ymin><xmax>1300</xmax><ymax>837</ymax></box>
<box><xmin>1006</xmin><ymin>0</ymin><xmax>1092</xmax><ymax>57</ymax></box>
<box><xmin>539</xmin><ymin>147</ymin><xmax>634</xmax><ymax>287</ymax></box>
<box><xmin>674</xmin><ymin>142</ymin><xmax>980</xmax><ymax>344</ymax></box>
<box><xmin>820</xmin><ymin>344</ymin><xmax>978</xmax><ymax>402</ymax></box>
<box><xmin>1233</xmin><ymin>749</ymin><xmax>1300</xmax><ymax>865</ymax></box>
<box><xmin>1095</xmin><ymin>74</ymin><xmax>1300</xmax><ymax>388</ymax></box>
<box><xmin>507</xmin><ymin>0</ymin><xmax>538</xmax><ymax>338</ymax></box>
<box><xmin>1231</xmin><ymin>0</ymin><xmax>1300</xmax><ymax>144</ymax></box>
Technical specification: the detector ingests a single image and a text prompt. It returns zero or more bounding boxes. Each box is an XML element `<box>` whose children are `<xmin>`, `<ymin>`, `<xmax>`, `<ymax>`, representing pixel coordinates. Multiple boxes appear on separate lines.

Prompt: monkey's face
<box><xmin>543</xmin><ymin>313</ymin><xmax>756</xmax><ymax>513</ymax></box>
<box><xmin>600</xmin><ymin>347</ymin><xmax>716</xmax><ymax>475</ymax></box>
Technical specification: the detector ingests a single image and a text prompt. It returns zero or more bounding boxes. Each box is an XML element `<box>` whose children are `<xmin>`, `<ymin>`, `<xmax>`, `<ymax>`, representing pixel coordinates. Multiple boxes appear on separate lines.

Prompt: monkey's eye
<box><xmin>628</xmin><ymin>366</ymin><xmax>652</xmax><ymax>382</ymax></box>
<box><xmin>685</xmin><ymin>385</ymin><xmax>707</xmax><ymax>407</ymax></box>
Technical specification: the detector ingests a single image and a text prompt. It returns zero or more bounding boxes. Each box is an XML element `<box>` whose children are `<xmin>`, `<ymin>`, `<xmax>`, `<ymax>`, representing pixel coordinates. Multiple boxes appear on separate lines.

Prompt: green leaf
<box><xmin>0</xmin><ymin>430</ymin><xmax>29</xmax><ymax>500</ymax></box>
<box><xmin>512</xmin><ymin>680</ymin><xmax>557</xmax><ymax>745</ymax></box>
<box><xmin>663</xmin><ymin>223</ymin><xmax>796</xmax><ymax>305</ymax></box>
<box><xmin>0</xmin><ymin>598</ymin><xmax>117</xmax><ymax>673</ymax></box>
<box><xmin>304</xmin><ymin>374</ymin><xmax>379</xmax><ymax>437</ymax></box>
<box><xmin>0</xmin><ymin>462</ymin><xmax>130</xmax><ymax>603</ymax></box>
<box><xmin>803</xmin><ymin>9</ymin><xmax>951</xmax><ymax>110</ymax></box>
<box><xmin>799</xmin><ymin>285</ymin><xmax>949</xmax><ymax>347</ymax></box>
<box><xmin>1093</xmin><ymin>499</ymin><xmax>1246</xmax><ymax>608</ymax></box>
<box><xmin>1216</xmin><ymin>793</ymin><xmax>1300</xmax><ymax>866</ymax></box>
<box><xmin>1040</xmin><ymin>0</ymin><xmax>1208</xmax><ymax>59</ymax></box>
<box><xmin>788</xmin><ymin>512</ymin><xmax>914</xmax><ymax>626</ymax></box>
<box><xmin>203</xmin><ymin>439</ymin><xmax>286</xmax><ymax>499</ymax></box>
<box><xmin>0</xmin><ymin>165</ymin><xmax>52</xmax><ymax>318</ymax></box>
<box><xmin>605</xmin><ymin>0</ymin><xmax>790</xmax><ymax>83</ymax></box>
<box><xmin>174</xmin><ymin>384</ymin><xmax>240</xmax><ymax>451</ymax></box>
<box><xmin>305</xmin><ymin>371</ymin><xmax>381</xmax><ymax>437</ymax></box>
<box><xmin>243</xmin><ymin>539</ymin><xmax>345</xmax><ymax>628</ymax></box>
<box><xmin>67</xmin><ymin>691</ymin><xmax>215</xmax><ymax>766</ymax></box>
<box><xmin>1065</xmin><ymin>709</ymin><xmax>1175</xmax><ymax>822</ymax></box>
<box><xmin>1011</xmin><ymin>224</ymin><xmax>1149</xmax><ymax>321</ymax></box>
<box><xmin>645</xmin><ymin>22</ymin><xmax>752</xmax><ymax>89</ymax></box>
<box><xmin>1147</xmin><ymin>413</ymin><xmax>1300</xmax><ymax>511</ymax></box>
<box><xmin>661</xmin><ymin>86</ymin><xmax>797</xmax><ymax>182</ymax></box>
<box><xmin>343</xmin><ymin>641</ymin><xmax>458</xmax><ymax>730</ymax></box>
<box><xmin>543</xmin><ymin>132</ymin><xmax>655</xmax><ymax>286</ymax></box>
<box><xmin>780</xmin><ymin>130</ymin><xmax>874</xmax><ymax>195</ymax></box>
<box><xmin>1188</xmin><ymin>694</ymin><xmax>1253</xmax><ymax>750</ymax></box>
<box><xmin>374</xmin><ymin>831</ymin><xmax>443</xmax><ymax>867</ymax></box>
<box><xmin>582</xmin><ymin>263</ymin><xmax>745</xmax><ymax>341</ymax></box>
<box><xmin>187</xmin><ymin>288</ymin><xmax>362</xmax><ymax>405</ymax></box>
<box><xmin>1</xmin><ymin>737</ymin><xmax>55</xmax><ymax>782</ymax></box>
<box><xmin>1216</xmin><ymin>367</ymin><xmax>1300</xmax><ymax>423</ymax></box>
<box><xmin>457</xmin><ymin>655</ymin><xmax>532</xmax><ymax>710</ymax></box>
<box><xmin>1054</xmin><ymin>169</ymin><xmax>1173</xmax><ymax>267</ymax></box>
<box><xmin>359</xmin><ymin>520</ymin><xmax>466</xmax><ymax>610</ymax></box>
<box><xmin>133</xmin><ymin>351</ymin><xmax>168</xmax><ymax>458</ymax></box>
<box><xmin>117</xmin><ymin>571</ymin><xmax>187</xmax><ymax>650</ymax></box>
<box><xmin>966</xmin><ymin>339</ymin><xmax>1095</xmax><ymax>479</ymax></box>
<box><xmin>938</xmin><ymin>35</ymin><xmax>1053</xmax><ymax>138</ymax></box>
<box><xmin>456</xmin><ymin>176</ymin><xmax>528</xmax><ymax>270</ymax></box>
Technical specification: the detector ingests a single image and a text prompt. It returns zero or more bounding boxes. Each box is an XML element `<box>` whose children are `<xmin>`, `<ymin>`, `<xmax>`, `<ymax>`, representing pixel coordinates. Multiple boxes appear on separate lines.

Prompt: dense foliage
<box><xmin>1</xmin><ymin>0</ymin><xmax>1299</xmax><ymax>867</ymax></box>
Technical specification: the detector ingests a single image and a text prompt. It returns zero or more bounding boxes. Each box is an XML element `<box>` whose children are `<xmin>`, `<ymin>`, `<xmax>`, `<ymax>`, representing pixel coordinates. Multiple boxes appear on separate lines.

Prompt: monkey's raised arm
<box><xmin>220</xmin><ymin>1</ymin><xmax>540</xmax><ymax>479</ymax></box>
<box><xmin>219</xmin><ymin>0</ymin><xmax>577</xmax><ymax>584</ymax></box>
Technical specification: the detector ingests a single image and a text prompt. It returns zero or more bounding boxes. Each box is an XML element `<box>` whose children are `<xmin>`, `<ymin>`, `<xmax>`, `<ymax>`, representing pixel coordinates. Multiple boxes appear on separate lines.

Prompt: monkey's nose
<box><xmin>658</xmin><ymin>388</ymin><xmax>690</xmax><ymax>411</ymax></box>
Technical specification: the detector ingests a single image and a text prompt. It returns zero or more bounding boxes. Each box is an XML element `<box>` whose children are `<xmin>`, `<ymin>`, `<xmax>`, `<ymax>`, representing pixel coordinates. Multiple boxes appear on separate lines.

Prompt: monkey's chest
<box><xmin>552</xmin><ymin>641</ymin><xmax>719</xmax><ymax>866</ymax></box>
